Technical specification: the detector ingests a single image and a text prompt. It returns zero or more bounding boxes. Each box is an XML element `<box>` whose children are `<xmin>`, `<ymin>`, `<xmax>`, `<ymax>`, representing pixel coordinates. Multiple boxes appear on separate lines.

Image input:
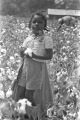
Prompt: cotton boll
<box><xmin>18</xmin><ymin>98</ymin><xmax>32</xmax><ymax>107</ymax></box>
<box><xmin>0</xmin><ymin>90</ymin><xmax>5</xmax><ymax>99</ymax></box>
<box><xmin>24</xmin><ymin>48</ymin><xmax>32</xmax><ymax>57</ymax></box>
<box><xmin>27</xmin><ymin>100</ymin><xmax>32</xmax><ymax>107</ymax></box>
<box><xmin>1</xmin><ymin>49</ymin><xmax>6</xmax><ymax>56</ymax></box>
<box><xmin>6</xmin><ymin>88</ymin><xmax>13</xmax><ymax>98</ymax></box>
<box><xmin>47</xmin><ymin>107</ymin><xmax>54</xmax><ymax>118</ymax></box>
<box><xmin>16</xmin><ymin>99</ymin><xmax>41</xmax><ymax>120</ymax></box>
<box><xmin>16</xmin><ymin>99</ymin><xmax>32</xmax><ymax>115</ymax></box>
<box><xmin>9</xmin><ymin>56</ymin><xmax>15</xmax><ymax>63</ymax></box>
<box><xmin>16</xmin><ymin>102</ymin><xmax>26</xmax><ymax>114</ymax></box>
<box><xmin>77</xmin><ymin>110</ymin><xmax>80</xmax><ymax>120</ymax></box>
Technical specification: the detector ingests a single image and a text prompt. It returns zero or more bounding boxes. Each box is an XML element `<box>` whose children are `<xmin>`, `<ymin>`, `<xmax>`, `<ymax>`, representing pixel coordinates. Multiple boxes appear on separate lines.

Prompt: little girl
<box><xmin>12</xmin><ymin>12</ymin><xmax>53</xmax><ymax>119</ymax></box>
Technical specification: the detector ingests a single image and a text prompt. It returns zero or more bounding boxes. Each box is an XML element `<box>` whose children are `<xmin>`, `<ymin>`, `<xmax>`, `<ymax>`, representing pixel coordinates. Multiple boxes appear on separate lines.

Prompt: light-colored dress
<box><xmin>16</xmin><ymin>32</ymin><xmax>53</xmax><ymax>114</ymax></box>
<box><xmin>18</xmin><ymin>33</ymin><xmax>53</xmax><ymax>89</ymax></box>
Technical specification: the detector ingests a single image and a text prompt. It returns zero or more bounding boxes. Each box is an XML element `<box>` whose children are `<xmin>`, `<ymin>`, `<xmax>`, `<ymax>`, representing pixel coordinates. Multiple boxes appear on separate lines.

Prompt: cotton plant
<box><xmin>0</xmin><ymin>15</ymin><xmax>80</xmax><ymax>120</ymax></box>
<box><xmin>6</xmin><ymin>88</ymin><xmax>13</xmax><ymax>98</ymax></box>
<box><xmin>49</xmin><ymin>21</ymin><xmax>79</xmax><ymax>120</ymax></box>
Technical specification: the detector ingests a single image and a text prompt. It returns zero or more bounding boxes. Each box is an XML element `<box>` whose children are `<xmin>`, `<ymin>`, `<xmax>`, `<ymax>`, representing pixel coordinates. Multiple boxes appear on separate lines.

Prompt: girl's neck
<box><xmin>32</xmin><ymin>30</ymin><xmax>44</xmax><ymax>37</ymax></box>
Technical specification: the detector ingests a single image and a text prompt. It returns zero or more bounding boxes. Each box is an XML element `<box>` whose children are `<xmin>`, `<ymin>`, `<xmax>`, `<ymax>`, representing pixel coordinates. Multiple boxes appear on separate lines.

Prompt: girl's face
<box><xmin>31</xmin><ymin>15</ymin><xmax>45</xmax><ymax>34</ymax></box>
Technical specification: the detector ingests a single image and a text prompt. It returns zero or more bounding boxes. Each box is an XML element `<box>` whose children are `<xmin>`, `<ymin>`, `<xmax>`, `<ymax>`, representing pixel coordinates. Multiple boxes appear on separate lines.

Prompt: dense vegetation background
<box><xmin>0</xmin><ymin>15</ymin><xmax>80</xmax><ymax>120</ymax></box>
<box><xmin>0</xmin><ymin>0</ymin><xmax>80</xmax><ymax>120</ymax></box>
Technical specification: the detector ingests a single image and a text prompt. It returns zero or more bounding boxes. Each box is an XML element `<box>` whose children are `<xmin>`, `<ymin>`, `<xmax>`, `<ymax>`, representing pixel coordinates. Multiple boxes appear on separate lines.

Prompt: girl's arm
<box><xmin>19</xmin><ymin>36</ymin><xmax>29</xmax><ymax>57</ymax></box>
<box><xmin>31</xmin><ymin>49</ymin><xmax>53</xmax><ymax>60</ymax></box>
<box><xmin>22</xmin><ymin>48</ymin><xmax>53</xmax><ymax>60</ymax></box>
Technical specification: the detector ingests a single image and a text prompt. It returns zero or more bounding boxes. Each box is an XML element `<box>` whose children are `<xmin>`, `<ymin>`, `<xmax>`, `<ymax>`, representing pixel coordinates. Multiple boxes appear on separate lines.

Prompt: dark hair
<box><xmin>28</xmin><ymin>11</ymin><xmax>47</xmax><ymax>30</ymax></box>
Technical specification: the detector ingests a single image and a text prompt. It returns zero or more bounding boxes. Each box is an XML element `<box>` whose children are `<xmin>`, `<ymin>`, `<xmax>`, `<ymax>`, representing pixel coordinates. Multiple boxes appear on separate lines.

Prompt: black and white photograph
<box><xmin>0</xmin><ymin>0</ymin><xmax>80</xmax><ymax>120</ymax></box>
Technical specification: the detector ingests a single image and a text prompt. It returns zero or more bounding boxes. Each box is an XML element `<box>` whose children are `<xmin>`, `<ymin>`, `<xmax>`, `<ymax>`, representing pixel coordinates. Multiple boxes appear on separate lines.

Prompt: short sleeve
<box><xmin>22</xmin><ymin>35</ymin><xmax>33</xmax><ymax>48</ymax></box>
<box><xmin>44</xmin><ymin>36</ymin><xmax>53</xmax><ymax>49</ymax></box>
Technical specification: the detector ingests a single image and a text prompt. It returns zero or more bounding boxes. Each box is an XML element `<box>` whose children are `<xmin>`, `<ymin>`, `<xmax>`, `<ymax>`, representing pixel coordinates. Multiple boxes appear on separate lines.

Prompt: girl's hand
<box><xmin>24</xmin><ymin>48</ymin><xmax>32</xmax><ymax>57</ymax></box>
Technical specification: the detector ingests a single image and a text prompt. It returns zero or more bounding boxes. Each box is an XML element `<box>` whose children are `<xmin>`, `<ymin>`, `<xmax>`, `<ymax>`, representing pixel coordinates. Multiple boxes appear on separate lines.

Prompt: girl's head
<box><xmin>29</xmin><ymin>12</ymin><xmax>47</xmax><ymax>34</ymax></box>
